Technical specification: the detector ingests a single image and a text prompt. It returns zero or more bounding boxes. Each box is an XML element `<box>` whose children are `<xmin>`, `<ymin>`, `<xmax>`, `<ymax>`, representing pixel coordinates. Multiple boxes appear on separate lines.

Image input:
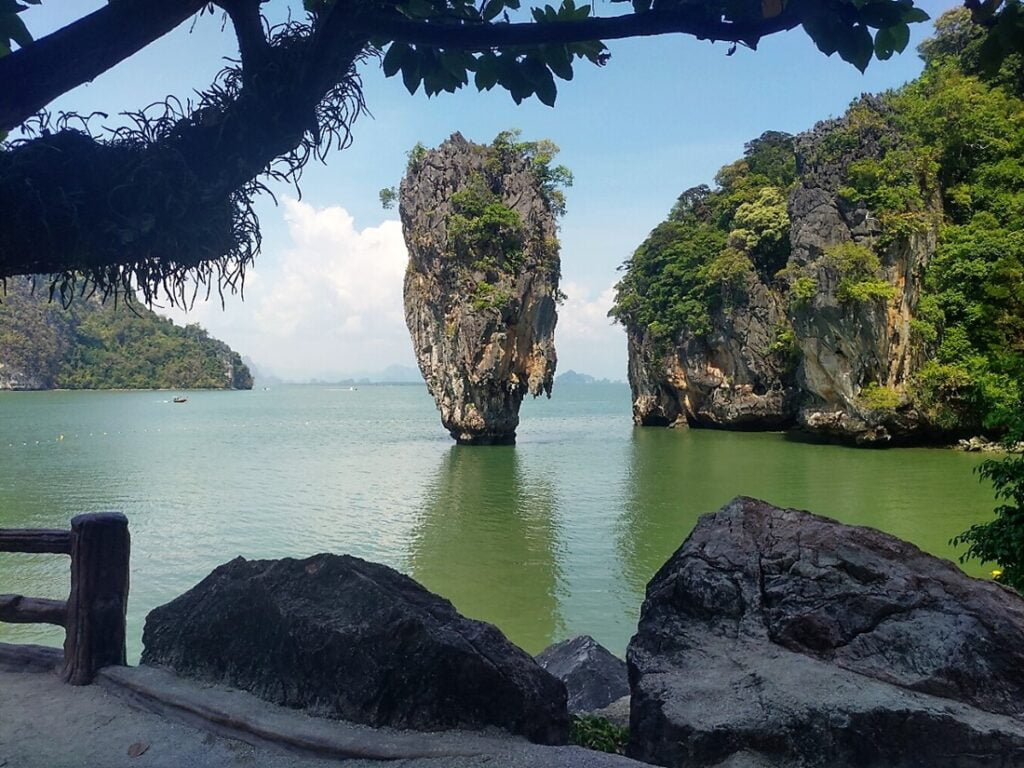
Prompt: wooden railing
<box><xmin>0</xmin><ymin>513</ymin><xmax>130</xmax><ymax>684</ymax></box>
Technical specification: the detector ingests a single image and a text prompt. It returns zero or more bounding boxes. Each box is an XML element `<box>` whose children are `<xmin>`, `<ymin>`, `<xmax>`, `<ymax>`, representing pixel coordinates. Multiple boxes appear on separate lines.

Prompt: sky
<box><xmin>20</xmin><ymin>1</ymin><xmax>960</xmax><ymax>381</ymax></box>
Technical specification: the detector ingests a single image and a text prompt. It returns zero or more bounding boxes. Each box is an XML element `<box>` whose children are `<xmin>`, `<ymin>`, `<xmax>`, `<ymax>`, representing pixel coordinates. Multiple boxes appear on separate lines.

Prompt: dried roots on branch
<box><xmin>0</xmin><ymin>20</ymin><xmax>370</xmax><ymax>307</ymax></box>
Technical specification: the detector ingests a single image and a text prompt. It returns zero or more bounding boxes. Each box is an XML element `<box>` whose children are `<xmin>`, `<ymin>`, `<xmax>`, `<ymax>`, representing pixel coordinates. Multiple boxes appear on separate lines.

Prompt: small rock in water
<box><xmin>536</xmin><ymin>635</ymin><xmax>629</xmax><ymax>714</ymax></box>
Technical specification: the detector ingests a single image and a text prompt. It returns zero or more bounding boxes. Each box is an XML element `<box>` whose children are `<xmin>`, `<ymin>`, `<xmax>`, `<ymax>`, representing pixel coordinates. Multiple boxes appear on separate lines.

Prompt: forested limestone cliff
<box><xmin>0</xmin><ymin>280</ymin><xmax>252</xmax><ymax>390</ymax></box>
<box><xmin>612</xmin><ymin>11</ymin><xmax>1023</xmax><ymax>445</ymax></box>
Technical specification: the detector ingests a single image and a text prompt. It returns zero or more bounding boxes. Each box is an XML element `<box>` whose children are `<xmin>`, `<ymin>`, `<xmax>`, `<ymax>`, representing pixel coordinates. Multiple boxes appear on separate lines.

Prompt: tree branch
<box><xmin>0</xmin><ymin>0</ymin><xmax>208</xmax><ymax>133</ymax></box>
<box><xmin>346</xmin><ymin>8</ymin><xmax>801</xmax><ymax>51</ymax></box>
<box><xmin>218</xmin><ymin>0</ymin><xmax>269</xmax><ymax>76</ymax></box>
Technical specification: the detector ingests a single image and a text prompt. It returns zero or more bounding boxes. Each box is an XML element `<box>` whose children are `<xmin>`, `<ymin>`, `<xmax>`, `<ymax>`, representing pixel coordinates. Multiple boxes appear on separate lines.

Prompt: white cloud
<box><xmin>162</xmin><ymin>199</ymin><xmax>413</xmax><ymax>381</ymax></box>
<box><xmin>556</xmin><ymin>281</ymin><xmax>627</xmax><ymax>380</ymax></box>
<box><xmin>558</xmin><ymin>281</ymin><xmax>618</xmax><ymax>341</ymax></box>
<box><xmin>157</xmin><ymin>201</ymin><xmax>628</xmax><ymax>382</ymax></box>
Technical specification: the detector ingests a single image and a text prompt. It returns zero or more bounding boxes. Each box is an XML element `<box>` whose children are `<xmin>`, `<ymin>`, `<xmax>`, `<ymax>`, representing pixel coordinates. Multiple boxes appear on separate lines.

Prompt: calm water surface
<box><xmin>0</xmin><ymin>383</ymin><xmax>996</xmax><ymax>661</ymax></box>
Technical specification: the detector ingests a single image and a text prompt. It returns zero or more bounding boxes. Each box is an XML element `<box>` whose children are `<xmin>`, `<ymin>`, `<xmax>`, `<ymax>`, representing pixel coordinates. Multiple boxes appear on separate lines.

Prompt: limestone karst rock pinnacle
<box><xmin>399</xmin><ymin>132</ymin><xmax>565</xmax><ymax>445</ymax></box>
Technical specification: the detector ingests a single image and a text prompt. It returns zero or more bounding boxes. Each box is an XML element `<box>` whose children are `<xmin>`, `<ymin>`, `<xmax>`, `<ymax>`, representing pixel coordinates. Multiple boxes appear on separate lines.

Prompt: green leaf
<box><xmin>901</xmin><ymin>7</ymin><xmax>929</xmax><ymax>24</ymax></box>
<box><xmin>874</xmin><ymin>26</ymin><xmax>895</xmax><ymax>61</ymax></box>
<box><xmin>474</xmin><ymin>55</ymin><xmax>500</xmax><ymax>90</ymax></box>
<box><xmin>0</xmin><ymin>11</ymin><xmax>32</xmax><ymax>49</ymax></box>
<box><xmin>482</xmin><ymin>0</ymin><xmax>504</xmax><ymax>21</ymax></box>
<box><xmin>544</xmin><ymin>45</ymin><xmax>574</xmax><ymax>80</ymax></box>
<box><xmin>523</xmin><ymin>57</ymin><xmax>556</xmax><ymax>106</ymax></box>
<box><xmin>382</xmin><ymin>43</ymin><xmax>409</xmax><ymax>77</ymax></box>
<box><xmin>401</xmin><ymin>57</ymin><xmax>421</xmax><ymax>95</ymax></box>
<box><xmin>400</xmin><ymin>0</ymin><xmax>435</xmax><ymax>18</ymax></box>
<box><xmin>889</xmin><ymin>21</ymin><xmax>910</xmax><ymax>54</ymax></box>
<box><xmin>836</xmin><ymin>23</ymin><xmax>874</xmax><ymax>72</ymax></box>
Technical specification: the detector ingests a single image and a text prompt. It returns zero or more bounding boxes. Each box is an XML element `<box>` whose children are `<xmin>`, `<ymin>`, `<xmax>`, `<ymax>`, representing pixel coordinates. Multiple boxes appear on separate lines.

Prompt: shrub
<box><xmin>951</xmin><ymin>415</ymin><xmax>1024</xmax><ymax>591</ymax></box>
<box><xmin>569</xmin><ymin>716</ymin><xmax>629</xmax><ymax>755</ymax></box>
<box><xmin>790</xmin><ymin>276</ymin><xmax>819</xmax><ymax>305</ymax></box>
<box><xmin>824</xmin><ymin>242</ymin><xmax>898</xmax><ymax>304</ymax></box>
<box><xmin>858</xmin><ymin>382</ymin><xmax>902</xmax><ymax>412</ymax></box>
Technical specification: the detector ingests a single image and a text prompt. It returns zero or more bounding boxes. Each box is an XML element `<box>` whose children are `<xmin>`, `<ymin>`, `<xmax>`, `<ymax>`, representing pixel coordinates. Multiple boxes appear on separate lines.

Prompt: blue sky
<box><xmin>21</xmin><ymin>1</ymin><xmax>960</xmax><ymax>381</ymax></box>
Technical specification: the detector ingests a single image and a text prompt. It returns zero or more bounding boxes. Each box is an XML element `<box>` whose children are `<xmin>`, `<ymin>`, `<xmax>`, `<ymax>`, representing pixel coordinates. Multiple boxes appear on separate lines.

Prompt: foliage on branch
<box><xmin>0</xmin><ymin>0</ymin><xmax>1009</xmax><ymax>303</ymax></box>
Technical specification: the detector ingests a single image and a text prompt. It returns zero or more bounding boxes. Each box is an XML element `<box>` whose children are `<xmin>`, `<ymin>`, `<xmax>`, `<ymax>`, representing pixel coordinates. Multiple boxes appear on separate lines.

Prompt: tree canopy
<box><xmin>0</xmin><ymin>0</ymin><xmax>1015</xmax><ymax>303</ymax></box>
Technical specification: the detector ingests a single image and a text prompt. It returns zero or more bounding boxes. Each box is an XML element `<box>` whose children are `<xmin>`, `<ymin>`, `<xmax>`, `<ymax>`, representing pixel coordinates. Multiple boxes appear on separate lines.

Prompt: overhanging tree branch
<box><xmin>347</xmin><ymin>8</ymin><xmax>800</xmax><ymax>50</ymax></box>
<box><xmin>0</xmin><ymin>0</ymin><xmax>207</xmax><ymax>133</ymax></box>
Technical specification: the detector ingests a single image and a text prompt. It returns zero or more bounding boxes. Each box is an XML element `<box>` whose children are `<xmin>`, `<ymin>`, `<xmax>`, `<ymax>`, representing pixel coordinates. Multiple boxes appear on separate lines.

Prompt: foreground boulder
<box><xmin>628</xmin><ymin>496</ymin><xmax>1024</xmax><ymax>767</ymax></box>
<box><xmin>141</xmin><ymin>554</ymin><xmax>568</xmax><ymax>744</ymax></box>
<box><xmin>537</xmin><ymin>636</ymin><xmax>629</xmax><ymax>714</ymax></box>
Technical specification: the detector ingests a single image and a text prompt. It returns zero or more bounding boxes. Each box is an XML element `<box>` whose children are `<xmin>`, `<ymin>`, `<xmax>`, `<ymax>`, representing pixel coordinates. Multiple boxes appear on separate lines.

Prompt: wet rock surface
<box><xmin>536</xmin><ymin>636</ymin><xmax>629</xmax><ymax>715</ymax></box>
<box><xmin>400</xmin><ymin>133</ymin><xmax>560</xmax><ymax>445</ymax></box>
<box><xmin>627</xmin><ymin>496</ymin><xmax>1024</xmax><ymax>767</ymax></box>
<box><xmin>141</xmin><ymin>554</ymin><xmax>569</xmax><ymax>745</ymax></box>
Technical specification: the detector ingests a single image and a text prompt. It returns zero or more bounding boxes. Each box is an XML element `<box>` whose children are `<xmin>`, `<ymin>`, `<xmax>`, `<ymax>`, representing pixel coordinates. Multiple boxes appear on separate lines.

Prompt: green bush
<box><xmin>611</xmin><ymin>132</ymin><xmax>797</xmax><ymax>341</ymax></box>
<box><xmin>447</xmin><ymin>173</ymin><xmax>525</xmax><ymax>271</ymax></box>
<box><xmin>470</xmin><ymin>281</ymin><xmax>514</xmax><ymax>312</ymax></box>
<box><xmin>569</xmin><ymin>716</ymin><xmax>629</xmax><ymax>755</ymax></box>
<box><xmin>858</xmin><ymin>382</ymin><xmax>902</xmax><ymax>412</ymax></box>
<box><xmin>823</xmin><ymin>242</ymin><xmax>898</xmax><ymax>304</ymax></box>
<box><xmin>951</xmin><ymin>415</ymin><xmax>1024</xmax><ymax>590</ymax></box>
<box><xmin>789</xmin><ymin>276</ymin><xmax>819</xmax><ymax>305</ymax></box>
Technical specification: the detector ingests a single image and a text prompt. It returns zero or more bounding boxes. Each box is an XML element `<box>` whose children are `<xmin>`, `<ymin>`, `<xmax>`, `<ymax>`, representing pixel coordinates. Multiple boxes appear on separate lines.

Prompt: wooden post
<box><xmin>62</xmin><ymin>512</ymin><xmax>130</xmax><ymax>685</ymax></box>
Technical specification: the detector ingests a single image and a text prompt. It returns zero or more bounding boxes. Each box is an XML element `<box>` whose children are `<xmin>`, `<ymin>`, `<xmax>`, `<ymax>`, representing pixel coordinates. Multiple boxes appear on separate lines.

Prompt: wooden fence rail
<box><xmin>0</xmin><ymin>512</ymin><xmax>129</xmax><ymax>684</ymax></box>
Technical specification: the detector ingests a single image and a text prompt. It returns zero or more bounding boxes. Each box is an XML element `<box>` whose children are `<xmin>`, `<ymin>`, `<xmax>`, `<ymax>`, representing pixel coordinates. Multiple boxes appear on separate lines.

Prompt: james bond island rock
<box><xmin>398</xmin><ymin>131</ymin><xmax>569</xmax><ymax>445</ymax></box>
<box><xmin>612</xmin><ymin>21</ymin><xmax>1024</xmax><ymax>446</ymax></box>
<box><xmin>536</xmin><ymin>635</ymin><xmax>629</xmax><ymax>715</ymax></box>
<box><xmin>0</xmin><ymin>278</ymin><xmax>252</xmax><ymax>390</ymax></box>
<box><xmin>627</xmin><ymin>497</ymin><xmax>1024</xmax><ymax>768</ymax></box>
<box><xmin>141</xmin><ymin>554</ymin><xmax>569</xmax><ymax>745</ymax></box>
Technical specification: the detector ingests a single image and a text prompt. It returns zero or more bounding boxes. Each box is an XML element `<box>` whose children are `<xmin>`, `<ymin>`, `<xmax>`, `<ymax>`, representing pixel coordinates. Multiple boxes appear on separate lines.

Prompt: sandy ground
<box><xmin>0</xmin><ymin>668</ymin><xmax>643</xmax><ymax>768</ymax></box>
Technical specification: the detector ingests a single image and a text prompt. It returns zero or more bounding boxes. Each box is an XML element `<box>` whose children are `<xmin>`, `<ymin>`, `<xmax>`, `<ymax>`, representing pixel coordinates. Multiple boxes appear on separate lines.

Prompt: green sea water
<box><xmin>0</xmin><ymin>383</ymin><xmax>997</xmax><ymax>662</ymax></box>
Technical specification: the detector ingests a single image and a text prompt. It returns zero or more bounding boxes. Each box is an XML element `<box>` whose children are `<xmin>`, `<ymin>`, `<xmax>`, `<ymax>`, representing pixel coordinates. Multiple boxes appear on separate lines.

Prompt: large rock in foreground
<box><xmin>141</xmin><ymin>554</ymin><xmax>568</xmax><ymax>744</ymax></box>
<box><xmin>628</xmin><ymin>497</ymin><xmax>1024</xmax><ymax>767</ymax></box>
<box><xmin>536</xmin><ymin>636</ymin><xmax>629</xmax><ymax>714</ymax></box>
<box><xmin>400</xmin><ymin>132</ymin><xmax>562</xmax><ymax>445</ymax></box>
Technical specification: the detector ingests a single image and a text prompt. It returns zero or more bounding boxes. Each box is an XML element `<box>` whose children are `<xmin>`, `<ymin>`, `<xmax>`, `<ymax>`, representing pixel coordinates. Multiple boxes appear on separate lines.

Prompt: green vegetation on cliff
<box><xmin>611</xmin><ymin>9</ymin><xmax>1023</xmax><ymax>436</ymax></box>
<box><xmin>0</xmin><ymin>281</ymin><xmax>252</xmax><ymax>390</ymax></box>
<box><xmin>609</xmin><ymin>131</ymin><xmax>794</xmax><ymax>339</ymax></box>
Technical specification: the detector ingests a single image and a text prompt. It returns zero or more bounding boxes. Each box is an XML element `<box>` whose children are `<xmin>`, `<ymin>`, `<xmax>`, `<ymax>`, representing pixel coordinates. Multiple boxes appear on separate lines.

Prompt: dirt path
<box><xmin>0</xmin><ymin>658</ymin><xmax>642</xmax><ymax>768</ymax></box>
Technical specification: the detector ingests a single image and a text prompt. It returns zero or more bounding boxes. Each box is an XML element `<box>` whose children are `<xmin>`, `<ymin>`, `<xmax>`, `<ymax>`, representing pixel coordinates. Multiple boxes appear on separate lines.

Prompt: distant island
<box><xmin>555</xmin><ymin>370</ymin><xmax>618</xmax><ymax>386</ymax></box>
<box><xmin>0</xmin><ymin>280</ymin><xmax>252</xmax><ymax>391</ymax></box>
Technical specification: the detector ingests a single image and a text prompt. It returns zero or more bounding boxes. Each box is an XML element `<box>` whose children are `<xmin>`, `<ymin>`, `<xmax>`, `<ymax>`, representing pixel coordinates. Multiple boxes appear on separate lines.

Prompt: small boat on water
<box><xmin>172</xmin><ymin>396</ymin><xmax>188</xmax><ymax>404</ymax></box>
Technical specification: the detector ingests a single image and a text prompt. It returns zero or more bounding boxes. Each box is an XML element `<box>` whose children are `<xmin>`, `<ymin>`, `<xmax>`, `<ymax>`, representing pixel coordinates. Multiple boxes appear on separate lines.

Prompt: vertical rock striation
<box><xmin>399</xmin><ymin>132</ymin><xmax>563</xmax><ymax>444</ymax></box>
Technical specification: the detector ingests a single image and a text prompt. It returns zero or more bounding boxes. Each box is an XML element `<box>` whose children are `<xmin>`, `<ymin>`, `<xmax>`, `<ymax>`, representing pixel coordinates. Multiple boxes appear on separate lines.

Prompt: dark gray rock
<box><xmin>142</xmin><ymin>554</ymin><xmax>569</xmax><ymax>745</ymax></box>
<box><xmin>627</xmin><ymin>496</ymin><xmax>1024</xmax><ymax>768</ymax></box>
<box><xmin>536</xmin><ymin>636</ymin><xmax>629</xmax><ymax>714</ymax></box>
<box><xmin>593</xmin><ymin>696</ymin><xmax>630</xmax><ymax>730</ymax></box>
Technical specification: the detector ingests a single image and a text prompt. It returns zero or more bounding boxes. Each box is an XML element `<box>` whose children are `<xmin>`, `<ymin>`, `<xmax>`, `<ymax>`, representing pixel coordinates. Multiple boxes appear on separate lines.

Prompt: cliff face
<box><xmin>622</xmin><ymin>101</ymin><xmax>943</xmax><ymax>445</ymax></box>
<box><xmin>785</xmin><ymin>114</ymin><xmax>938</xmax><ymax>443</ymax></box>
<box><xmin>399</xmin><ymin>133</ymin><xmax>562</xmax><ymax>445</ymax></box>
<box><xmin>0</xmin><ymin>280</ymin><xmax>252</xmax><ymax>390</ymax></box>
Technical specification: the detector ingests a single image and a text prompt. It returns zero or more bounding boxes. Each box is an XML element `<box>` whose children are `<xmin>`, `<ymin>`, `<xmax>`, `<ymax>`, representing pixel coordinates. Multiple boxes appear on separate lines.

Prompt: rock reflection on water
<box><xmin>408</xmin><ymin>446</ymin><xmax>563</xmax><ymax>654</ymax></box>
